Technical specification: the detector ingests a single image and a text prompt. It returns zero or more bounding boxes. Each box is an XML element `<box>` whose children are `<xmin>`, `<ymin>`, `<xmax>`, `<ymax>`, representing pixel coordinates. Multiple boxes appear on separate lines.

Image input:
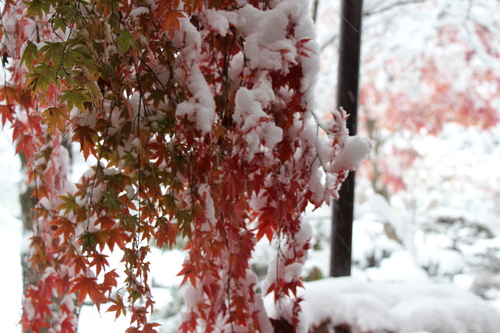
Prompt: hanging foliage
<box><xmin>0</xmin><ymin>0</ymin><xmax>370</xmax><ymax>332</ymax></box>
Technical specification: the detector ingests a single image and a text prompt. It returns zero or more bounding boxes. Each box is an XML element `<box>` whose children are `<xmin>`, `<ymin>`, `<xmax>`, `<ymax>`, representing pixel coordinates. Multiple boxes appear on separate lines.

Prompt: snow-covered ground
<box><xmin>285</xmin><ymin>277</ymin><xmax>500</xmax><ymax>333</ymax></box>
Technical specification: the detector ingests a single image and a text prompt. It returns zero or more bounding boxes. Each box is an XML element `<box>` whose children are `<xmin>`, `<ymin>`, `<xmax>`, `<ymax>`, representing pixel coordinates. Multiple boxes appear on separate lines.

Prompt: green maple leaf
<box><xmin>26</xmin><ymin>63</ymin><xmax>56</xmax><ymax>92</ymax></box>
<box><xmin>103</xmin><ymin>190</ymin><xmax>121</xmax><ymax>213</ymax></box>
<box><xmin>62</xmin><ymin>50</ymin><xmax>80</xmax><ymax>69</ymax></box>
<box><xmin>25</xmin><ymin>0</ymin><xmax>50</xmax><ymax>18</ymax></box>
<box><xmin>61</xmin><ymin>89</ymin><xmax>91</xmax><ymax>112</ymax></box>
<box><xmin>21</xmin><ymin>41</ymin><xmax>39</xmax><ymax>68</ymax></box>
<box><xmin>40</xmin><ymin>42</ymin><xmax>65</xmax><ymax>63</ymax></box>
<box><xmin>117</xmin><ymin>30</ymin><xmax>134</xmax><ymax>55</ymax></box>
<box><xmin>57</xmin><ymin>194</ymin><xmax>79</xmax><ymax>215</ymax></box>
<box><xmin>51</xmin><ymin>15</ymin><xmax>67</xmax><ymax>33</ymax></box>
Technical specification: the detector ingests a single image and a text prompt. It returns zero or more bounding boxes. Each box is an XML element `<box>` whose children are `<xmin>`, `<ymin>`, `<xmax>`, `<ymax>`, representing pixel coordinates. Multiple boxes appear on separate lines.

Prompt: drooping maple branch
<box><xmin>1</xmin><ymin>0</ymin><xmax>370</xmax><ymax>332</ymax></box>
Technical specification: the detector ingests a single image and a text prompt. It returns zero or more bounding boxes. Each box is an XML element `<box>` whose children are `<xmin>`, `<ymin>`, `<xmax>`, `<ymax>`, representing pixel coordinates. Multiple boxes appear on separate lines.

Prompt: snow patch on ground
<box><xmin>291</xmin><ymin>277</ymin><xmax>500</xmax><ymax>333</ymax></box>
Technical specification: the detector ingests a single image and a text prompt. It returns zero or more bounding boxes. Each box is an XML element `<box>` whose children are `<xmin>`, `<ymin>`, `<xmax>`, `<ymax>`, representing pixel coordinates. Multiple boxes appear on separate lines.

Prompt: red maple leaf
<box><xmin>50</xmin><ymin>217</ymin><xmax>76</xmax><ymax>241</ymax></box>
<box><xmin>72</xmin><ymin>125</ymin><xmax>97</xmax><ymax>160</ymax></box>
<box><xmin>71</xmin><ymin>275</ymin><xmax>107</xmax><ymax>309</ymax></box>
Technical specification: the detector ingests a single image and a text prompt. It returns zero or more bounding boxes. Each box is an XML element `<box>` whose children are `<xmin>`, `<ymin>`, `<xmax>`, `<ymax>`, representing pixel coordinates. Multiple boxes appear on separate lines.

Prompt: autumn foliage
<box><xmin>354</xmin><ymin>3</ymin><xmax>500</xmax><ymax>198</ymax></box>
<box><xmin>0</xmin><ymin>0</ymin><xmax>368</xmax><ymax>332</ymax></box>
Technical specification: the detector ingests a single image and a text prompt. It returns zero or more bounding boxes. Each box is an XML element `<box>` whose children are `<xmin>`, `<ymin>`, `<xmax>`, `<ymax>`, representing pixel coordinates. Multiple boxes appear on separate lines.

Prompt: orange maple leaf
<box><xmin>107</xmin><ymin>229</ymin><xmax>128</xmax><ymax>250</ymax></box>
<box><xmin>107</xmin><ymin>294</ymin><xmax>127</xmax><ymax>319</ymax></box>
<box><xmin>143</xmin><ymin>322</ymin><xmax>161</xmax><ymax>333</ymax></box>
<box><xmin>41</xmin><ymin>106</ymin><xmax>69</xmax><ymax>135</ymax></box>
<box><xmin>0</xmin><ymin>85</ymin><xmax>20</xmax><ymax>104</ymax></box>
<box><xmin>89</xmin><ymin>252</ymin><xmax>110</xmax><ymax>276</ymax></box>
<box><xmin>155</xmin><ymin>0</ymin><xmax>180</xmax><ymax>19</ymax></box>
<box><xmin>96</xmin><ymin>215</ymin><xmax>116</xmax><ymax>231</ymax></box>
<box><xmin>161</xmin><ymin>10</ymin><xmax>185</xmax><ymax>38</ymax></box>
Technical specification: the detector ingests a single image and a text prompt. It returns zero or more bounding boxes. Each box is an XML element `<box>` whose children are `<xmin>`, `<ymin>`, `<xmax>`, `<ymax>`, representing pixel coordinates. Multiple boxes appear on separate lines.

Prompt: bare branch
<box><xmin>363</xmin><ymin>0</ymin><xmax>428</xmax><ymax>16</ymax></box>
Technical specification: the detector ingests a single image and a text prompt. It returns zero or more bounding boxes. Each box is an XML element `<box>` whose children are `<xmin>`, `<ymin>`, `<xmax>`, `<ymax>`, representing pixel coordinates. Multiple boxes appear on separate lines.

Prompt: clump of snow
<box><xmin>175</xmin><ymin>67</ymin><xmax>216</xmax><ymax>135</ymax></box>
<box><xmin>129</xmin><ymin>7</ymin><xmax>149</xmax><ymax>20</ymax></box>
<box><xmin>173</xmin><ymin>18</ymin><xmax>216</xmax><ymax>135</ymax></box>
<box><xmin>233</xmin><ymin>73</ymin><xmax>284</xmax><ymax>159</ymax></box>
<box><xmin>262</xmin><ymin>218</ymin><xmax>312</xmax><ymax>294</ymax></box>
<box><xmin>203</xmin><ymin>8</ymin><xmax>237</xmax><ymax>37</ymax></box>
<box><xmin>182</xmin><ymin>278</ymin><xmax>205</xmax><ymax>310</ymax></box>
<box><xmin>418</xmin><ymin>248</ymin><xmax>465</xmax><ymax>277</ymax></box>
<box><xmin>332</xmin><ymin>135</ymin><xmax>372</xmax><ymax>172</ymax></box>
<box><xmin>356</xmin><ymin>193</ymin><xmax>419</xmax><ymax>259</ymax></box>
<box><xmin>197</xmin><ymin>184</ymin><xmax>216</xmax><ymax>231</ymax></box>
<box><xmin>237</xmin><ymin>2</ymin><xmax>296</xmax><ymax>72</ymax></box>
<box><xmin>352</xmin><ymin>219</ymin><xmax>402</xmax><ymax>269</ymax></box>
<box><xmin>228</xmin><ymin>52</ymin><xmax>244</xmax><ymax>84</ymax></box>
<box><xmin>233</xmin><ymin>74</ymin><xmax>275</xmax><ymax>133</ymax></box>
<box><xmin>366</xmin><ymin>250</ymin><xmax>430</xmax><ymax>283</ymax></box>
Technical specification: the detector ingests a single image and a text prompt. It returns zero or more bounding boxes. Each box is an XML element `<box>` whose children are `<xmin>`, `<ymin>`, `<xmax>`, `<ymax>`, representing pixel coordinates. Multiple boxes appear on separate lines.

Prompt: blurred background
<box><xmin>309</xmin><ymin>0</ymin><xmax>500</xmax><ymax>304</ymax></box>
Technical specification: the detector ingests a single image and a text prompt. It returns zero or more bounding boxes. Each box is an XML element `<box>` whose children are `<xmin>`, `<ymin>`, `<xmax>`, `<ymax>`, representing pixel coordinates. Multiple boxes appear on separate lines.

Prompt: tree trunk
<box><xmin>19</xmin><ymin>138</ymin><xmax>73</xmax><ymax>332</ymax></box>
<box><xmin>19</xmin><ymin>151</ymin><xmax>39</xmax><ymax>293</ymax></box>
<box><xmin>330</xmin><ymin>0</ymin><xmax>363</xmax><ymax>277</ymax></box>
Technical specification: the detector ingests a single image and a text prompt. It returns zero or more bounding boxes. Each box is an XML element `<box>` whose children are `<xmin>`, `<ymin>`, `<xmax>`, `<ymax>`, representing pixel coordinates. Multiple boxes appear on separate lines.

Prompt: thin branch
<box><xmin>320</xmin><ymin>35</ymin><xmax>338</xmax><ymax>52</ymax></box>
<box><xmin>462</xmin><ymin>1</ymin><xmax>500</xmax><ymax>71</ymax></box>
<box><xmin>363</xmin><ymin>0</ymin><xmax>428</xmax><ymax>16</ymax></box>
<box><xmin>311</xmin><ymin>0</ymin><xmax>319</xmax><ymax>23</ymax></box>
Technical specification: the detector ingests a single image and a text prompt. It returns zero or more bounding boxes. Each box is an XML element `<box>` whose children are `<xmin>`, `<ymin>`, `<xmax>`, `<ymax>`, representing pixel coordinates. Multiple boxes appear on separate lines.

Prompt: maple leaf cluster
<box><xmin>0</xmin><ymin>0</ymin><xmax>368</xmax><ymax>332</ymax></box>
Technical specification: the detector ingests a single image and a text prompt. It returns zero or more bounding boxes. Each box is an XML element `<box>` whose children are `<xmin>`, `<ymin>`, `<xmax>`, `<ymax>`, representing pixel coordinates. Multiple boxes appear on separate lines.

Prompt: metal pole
<box><xmin>330</xmin><ymin>0</ymin><xmax>363</xmax><ymax>277</ymax></box>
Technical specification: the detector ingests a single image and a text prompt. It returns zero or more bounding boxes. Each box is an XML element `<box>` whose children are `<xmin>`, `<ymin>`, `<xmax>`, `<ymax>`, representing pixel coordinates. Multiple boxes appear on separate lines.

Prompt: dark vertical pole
<box><xmin>330</xmin><ymin>0</ymin><xmax>363</xmax><ymax>277</ymax></box>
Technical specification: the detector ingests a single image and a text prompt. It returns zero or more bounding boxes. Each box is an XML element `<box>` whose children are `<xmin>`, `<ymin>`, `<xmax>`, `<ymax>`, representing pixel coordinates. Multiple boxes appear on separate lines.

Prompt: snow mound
<box><xmin>269</xmin><ymin>277</ymin><xmax>500</xmax><ymax>333</ymax></box>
